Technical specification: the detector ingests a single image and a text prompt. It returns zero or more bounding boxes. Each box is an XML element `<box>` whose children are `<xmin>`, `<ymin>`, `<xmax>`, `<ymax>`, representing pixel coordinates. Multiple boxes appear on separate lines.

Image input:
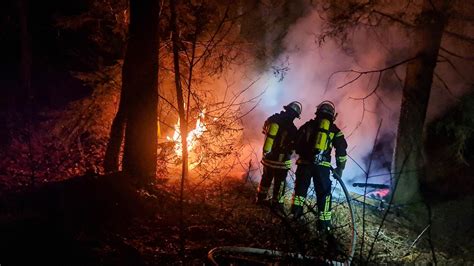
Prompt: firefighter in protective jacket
<box><xmin>256</xmin><ymin>101</ymin><xmax>301</xmax><ymax>209</ymax></box>
<box><xmin>290</xmin><ymin>101</ymin><xmax>347</xmax><ymax>232</ymax></box>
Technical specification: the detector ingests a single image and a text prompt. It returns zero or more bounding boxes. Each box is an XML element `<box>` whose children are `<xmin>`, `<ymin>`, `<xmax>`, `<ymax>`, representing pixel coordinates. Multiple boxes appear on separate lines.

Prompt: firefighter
<box><xmin>255</xmin><ymin>101</ymin><xmax>301</xmax><ymax>210</ymax></box>
<box><xmin>290</xmin><ymin>101</ymin><xmax>347</xmax><ymax>232</ymax></box>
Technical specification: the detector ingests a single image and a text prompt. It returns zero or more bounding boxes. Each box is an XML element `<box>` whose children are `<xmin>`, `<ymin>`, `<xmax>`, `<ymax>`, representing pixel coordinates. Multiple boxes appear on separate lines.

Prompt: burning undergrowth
<box><xmin>0</xmin><ymin>56</ymin><xmax>254</xmax><ymax>191</ymax></box>
<box><xmin>160</xmin><ymin>105</ymin><xmax>246</xmax><ymax>181</ymax></box>
<box><xmin>352</xmin><ymin>132</ymin><xmax>396</xmax><ymax>199</ymax></box>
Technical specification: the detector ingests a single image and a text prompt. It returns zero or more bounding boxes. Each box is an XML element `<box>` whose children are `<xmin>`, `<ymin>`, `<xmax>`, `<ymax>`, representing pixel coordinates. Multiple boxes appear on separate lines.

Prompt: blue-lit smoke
<box><xmin>236</xmin><ymin>4</ymin><xmax>472</xmax><ymax>199</ymax></box>
<box><xmin>239</xmin><ymin>9</ymin><xmax>405</xmax><ymax>198</ymax></box>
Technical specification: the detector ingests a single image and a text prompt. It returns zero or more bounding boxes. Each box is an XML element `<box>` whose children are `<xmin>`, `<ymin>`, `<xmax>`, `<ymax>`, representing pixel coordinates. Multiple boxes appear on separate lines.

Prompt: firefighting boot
<box><xmin>290</xmin><ymin>205</ymin><xmax>304</xmax><ymax>220</ymax></box>
<box><xmin>255</xmin><ymin>192</ymin><xmax>267</xmax><ymax>205</ymax></box>
<box><xmin>271</xmin><ymin>201</ymin><xmax>285</xmax><ymax>214</ymax></box>
<box><xmin>317</xmin><ymin>219</ymin><xmax>331</xmax><ymax>233</ymax></box>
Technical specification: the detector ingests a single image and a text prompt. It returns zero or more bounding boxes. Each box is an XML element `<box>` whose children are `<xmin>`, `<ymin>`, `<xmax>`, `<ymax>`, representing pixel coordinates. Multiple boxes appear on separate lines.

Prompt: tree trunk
<box><xmin>121</xmin><ymin>0</ymin><xmax>160</xmax><ymax>181</ymax></box>
<box><xmin>169</xmin><ymin>0</ymin><xmax>189</xmax><ymax>260</ymax></box>
<box><xmin>104</xmin><ymin>0</ymin><xmax>160</xmax><ymax>182</ymax></box>
<box><xmin>392</xmin><ymin>0</ymin><xmax>449</xmax><ymax>204</ymax></box>
<box><xmin>103</xmin><ymin>107</ymin><xmax>126</xmax><ymax>172</ymax></box>
<box><xmin>19</xmin><ymin>0</ymin><xmax>32</xmax><ymax>108</ymax></box>
<box><xmin>169</xmin><ymin>0</ymin><xmax>189</xmax><ymax>183</ymax></box>
<box><xmin>19</xmin><ymin>0</ymin><xmax>37</xmax><ymax>185</ymax></box>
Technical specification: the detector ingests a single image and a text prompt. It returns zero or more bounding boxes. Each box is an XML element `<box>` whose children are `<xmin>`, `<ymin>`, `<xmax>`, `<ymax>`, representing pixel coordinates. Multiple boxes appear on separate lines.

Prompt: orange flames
<box><xmin>167</xmin><ymin>111</ymin><xmax>207</xmax><ymax>158</ymax></box>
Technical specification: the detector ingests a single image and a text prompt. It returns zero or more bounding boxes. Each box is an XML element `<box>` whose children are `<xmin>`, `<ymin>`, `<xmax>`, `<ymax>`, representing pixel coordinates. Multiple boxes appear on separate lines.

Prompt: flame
<box><xmin>167</xmin><ymin>110</ymin><xmax>207</xmax><ymax>158</ymax></box>
<box><xmin>369</xmin><ymin>188</ymin><xmax>390</xmax><ymax>199</ymax></box>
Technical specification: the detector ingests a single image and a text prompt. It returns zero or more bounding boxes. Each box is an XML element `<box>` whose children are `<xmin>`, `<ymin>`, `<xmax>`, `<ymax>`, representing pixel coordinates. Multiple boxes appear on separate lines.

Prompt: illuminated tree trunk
<box><xmin>392</xmin><ymin>0</ymin><xmax>449</xmax><ymax>204</ymax></box>
<box><xmin>104</xmin><ymin>104</ymin><xmax>126</xmax><ymax>172</ymax></box>
<box><xmin>169</xmin><ymin>0</ymin><xmax>189</xmax><ymax>185</ymax></box>
<box><xmin>104</xmin><ymin>0</ymin><xmax>160</xmax><ymax>182</ymax></box>
<box><xmin>169</xmin><ymin>0</ymin><xmax>188</xmax><ymax>260</ymax></box>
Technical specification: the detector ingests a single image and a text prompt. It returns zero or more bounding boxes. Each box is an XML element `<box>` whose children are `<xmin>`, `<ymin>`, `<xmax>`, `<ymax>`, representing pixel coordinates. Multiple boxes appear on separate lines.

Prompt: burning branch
<box><xmin>167</xmin><ymin>111</ymin><xmax>207</xmax><ymax>163</ymax></box>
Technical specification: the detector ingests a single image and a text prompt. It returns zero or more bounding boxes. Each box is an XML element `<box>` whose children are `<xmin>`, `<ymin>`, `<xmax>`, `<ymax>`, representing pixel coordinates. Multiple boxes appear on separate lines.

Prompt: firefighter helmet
<box><xmin>316</xmin><ymin>101</ymin><xmax>337</xmax><ymax>120</ymax></box>
<box><xmin>284</xmin><ymin>101</ymin><xmax>302</xmax><ymax>118</ymax></box>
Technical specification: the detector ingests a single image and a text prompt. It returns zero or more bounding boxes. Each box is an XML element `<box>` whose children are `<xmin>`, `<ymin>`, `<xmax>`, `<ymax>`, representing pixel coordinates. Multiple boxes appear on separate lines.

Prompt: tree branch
<box><xmin>372</xmin><ymin>9</ymin><xmax>415</xmax><ymax>28</ymax></box>
<box><xmin>433</xmin><ymin>71</ymin><xmax>460</xmax><ymax>100</ymax></box>
<box><xmin>327</xmin><ymin>56</ymin><xmax>418</xmax><ymax>91</ymax></box>
<box><xmin>350</xmin><ymin>72</ymin><xmax>382</xmax><ymax>100</ymax></box>
<box><xmin>439</xmin><ymin>46</ymin><xmax>474</xmax><ymax>61</ymax></box>
<box><xmin>158</xmin><ymin>93</ymin><xmax>179</xmax><ymax>112</ymax></box>
<box><xmin>444</xmin><ymin>30</ymin><xmax>474</xmax><ymax>45</ymax></box>
<box><xmin>366</xmin><ymin>146</ymin><xmax>414</xmax><ymax>263</ymax></box>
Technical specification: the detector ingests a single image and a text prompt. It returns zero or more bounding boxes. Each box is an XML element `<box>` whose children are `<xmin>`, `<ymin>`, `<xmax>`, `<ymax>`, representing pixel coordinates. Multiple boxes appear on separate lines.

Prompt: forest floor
<box><xmin>1</xmin><ymin>171</ymin><xmax>473</xmax><ymax>265</ymax></box>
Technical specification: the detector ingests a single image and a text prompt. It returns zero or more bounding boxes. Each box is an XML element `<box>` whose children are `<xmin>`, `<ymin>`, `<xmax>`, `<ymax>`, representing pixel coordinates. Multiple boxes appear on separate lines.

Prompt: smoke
<box><xmin>233</xmin><ymin>4</ymin><xmax>473</xmax><ymax>196</ymax></box>
<box><xmin>229</xmin><ymin>9</ymin><xmax>403</xmax><ymax>194</ymax></box>
<box><xmin>190</xmin><ymin>1</ymin><xmax>474</xmax><ymax>200</ymax></box>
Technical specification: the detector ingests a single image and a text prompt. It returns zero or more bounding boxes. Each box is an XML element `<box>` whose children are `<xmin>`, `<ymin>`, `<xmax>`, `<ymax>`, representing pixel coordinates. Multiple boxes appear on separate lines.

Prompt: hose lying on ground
<box><xmin>208</xmin><ymin>169</ymin><xmax>356</xmax><ymax>266</ymax></box>
<box><xmin>208</xmin><ymin>246</ymin><xmax>346</xmax><ymax>265</ymax></box>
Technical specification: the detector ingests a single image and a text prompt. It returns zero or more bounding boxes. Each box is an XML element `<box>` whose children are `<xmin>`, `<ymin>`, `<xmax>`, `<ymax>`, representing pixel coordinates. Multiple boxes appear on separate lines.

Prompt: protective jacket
<box><xmin>295</xmin><ymin>118</ymin><xmax>348</xmax><ymax>168</ymax></box>
<box><xmin>261</xmin><ymin>112</ymin><xmax>298</xmax><ymax>169</ymax></box>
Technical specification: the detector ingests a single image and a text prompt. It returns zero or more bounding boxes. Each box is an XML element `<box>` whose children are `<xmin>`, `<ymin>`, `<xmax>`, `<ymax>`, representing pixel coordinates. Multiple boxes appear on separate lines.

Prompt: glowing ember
<box><xmin>369</xmin><ymin>188</ymin><xmax>390</xmax><ymax>198</ymax></box>
<box><xmin>167</xmin><ymin>111</ymin><xmax>207</xmax><ymax>158</ymax></box>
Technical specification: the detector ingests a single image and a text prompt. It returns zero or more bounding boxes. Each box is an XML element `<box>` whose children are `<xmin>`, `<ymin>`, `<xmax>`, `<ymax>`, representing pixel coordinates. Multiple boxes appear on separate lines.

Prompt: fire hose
<box><xmin>208</xmin><ymin>246</ymin><xmax>345</xmax><ymax>265</ymax></box>
<box><xmin>207</xmin><ymin>168</ymin><xmax>357</xmax><ymax>265</ymax></box>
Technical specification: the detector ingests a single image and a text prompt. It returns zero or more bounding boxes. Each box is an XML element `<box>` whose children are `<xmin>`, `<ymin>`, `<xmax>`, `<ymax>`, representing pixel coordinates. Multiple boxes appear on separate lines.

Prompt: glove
<box><xmin>333</xmin><ymin>167</ymin><xmax>343</xmax><ymax>178</ymax></box>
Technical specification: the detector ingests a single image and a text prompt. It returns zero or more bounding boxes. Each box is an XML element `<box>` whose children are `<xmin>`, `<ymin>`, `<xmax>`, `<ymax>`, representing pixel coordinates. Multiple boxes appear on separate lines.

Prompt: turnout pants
<box><xmin>256</xmin><ymin>165</ymin><xmax>288</xmax><ymax>205</ymax></box>
<box><xmin>291</xmin><ymin>164</ymin><xmax>332</xmax><ymax>230</ymax></box>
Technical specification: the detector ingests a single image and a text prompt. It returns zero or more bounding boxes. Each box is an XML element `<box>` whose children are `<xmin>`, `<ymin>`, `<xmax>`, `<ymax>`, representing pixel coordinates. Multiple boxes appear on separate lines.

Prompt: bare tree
<box><xmin>169</xmin><ymin>0</ymin><xmax>189</xmax><ymax>260</ymax></box>
<box><xmin>392</xmin><ymin>0</ymin><xmax>450</xmax><ymax>204</ymax></box>
<box><xmin>320</xmin><ymin>0</ymin><xmax>473</xmax><ymax>204</ymax></box>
